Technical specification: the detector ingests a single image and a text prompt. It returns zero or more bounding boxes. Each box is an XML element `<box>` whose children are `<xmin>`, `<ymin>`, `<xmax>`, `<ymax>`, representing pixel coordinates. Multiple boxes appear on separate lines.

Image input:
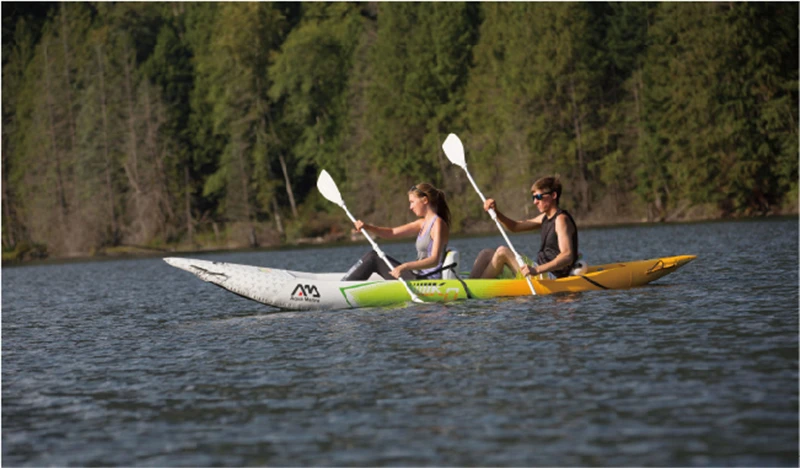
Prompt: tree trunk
<box><xmin>234</xmin><ymin>138</ymin><xmax>252</xmax><ymax>222</ymax></box>
<box><xmin>96</xmin><ymin>45</ymin><xmax>119</xmax><ymax>244</ymax></box>
<box><xmin>122</xmin><ymin>42</ymin><xmax>141</xmax><ymax>191</ymax></box>
<box><xmin>59</xmin><ymin>6</ymin><xmax>77</xmax><ymax>150</ymax></box>
<box><xmin>271</xmin><ymin>197</ymin><xmax>284</xmax><ymax>235</ymax></box>
<box><xmin>277</xmin><ymin>152</ymin><xmax>298</xmax><ymax>218</ymax></box>
<box><xmin>265</xmin><ymin>110</ymin><xmax>298</xmax><ymax>218</ymax></box>
<box><xmin>184</xmin><ymin>165</ymin><xmax>193</xmax><ymax>243</ymax></box>
<box><xmin>143</xmin><ymin>80</ymin><xmax>174</xmax><ymax>223</ymax></box>
<box><xmin>43</xmin><ymin>42</ymin><xmax>69</xmax><ymax>220</ymax></box>
<box><xmin>2</xmin><ymin>185</ymin><xmax>16</xmax><ymax>248</ymax></box>
<box><xmin>121</xmin><ymin>40</ymin><xmax>145</xmax><ymax>239</ymax></box>
<box><xmin>232</xmin><ymin>138</ymin><xmax>258</xmax><ymax>248</ymax></box>
<box><xmin>569</xmin><ymin>80</ymin><xmax>590</xmax><ymax>212</ymax></box>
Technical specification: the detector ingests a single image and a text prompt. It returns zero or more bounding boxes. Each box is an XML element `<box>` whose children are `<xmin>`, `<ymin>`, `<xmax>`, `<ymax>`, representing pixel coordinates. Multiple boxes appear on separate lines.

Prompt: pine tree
<box><xmin>269</xmin><ymin>2</ymin><xmax>363</xmax><ymax>187</ymax></box>
<box><xmin>367</xmin><ymin>3</ymin><xmax>477</xmax><ymax>184</ymax></box>
<box><xmin>194</xmin><ymin>3</ymin><xmax>291</xmax><ymax>243</ymax></box>
<box><xmin>466</xmin><ymin>3</ymin><xmax>605</xmax><ymax>217</ymax></box>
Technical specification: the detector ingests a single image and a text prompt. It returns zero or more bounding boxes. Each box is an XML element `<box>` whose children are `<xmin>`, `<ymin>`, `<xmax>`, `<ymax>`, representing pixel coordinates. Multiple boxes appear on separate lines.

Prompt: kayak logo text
<box><xmin>291</xmin><ymin>284</ymin><xmax>321</xmax><ymax>302</ymax></box>
<box><xmin>416</xmin><ymin>282</ymin><xmax>460</xmax><ymax>301</ymax></box>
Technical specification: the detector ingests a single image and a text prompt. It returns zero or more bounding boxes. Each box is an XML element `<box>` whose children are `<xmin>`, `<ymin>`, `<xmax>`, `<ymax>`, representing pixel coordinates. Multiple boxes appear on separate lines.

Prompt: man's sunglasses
<box><xmin>531</xmin><ymin>192</ymin><xmax>552</xmax><ymax>201</ymax></box>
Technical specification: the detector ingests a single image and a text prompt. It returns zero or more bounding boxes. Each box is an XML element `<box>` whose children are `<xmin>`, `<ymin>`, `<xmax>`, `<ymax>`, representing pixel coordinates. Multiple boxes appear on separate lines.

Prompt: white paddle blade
<box><xmin>442</xmin><ymin>133</ymin><xmax>466</xmax><ymax>168</ymax></box>
<box><xmin>317</xmin><ymin>169</ymin><xmax>343</xmax><ymax>206</ymax></box>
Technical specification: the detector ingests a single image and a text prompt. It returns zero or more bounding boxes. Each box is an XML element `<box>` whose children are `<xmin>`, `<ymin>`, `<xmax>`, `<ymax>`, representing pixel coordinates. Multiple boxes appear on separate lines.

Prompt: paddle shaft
<box><xmin>462</xmin><ymin>169</ymin><xmax>537</xmax><ymax>295</ymax></box>
<box><xmin>339</xmin><ymin>204</ymin><xmax>424</xmax><ymax>303</ymax></box>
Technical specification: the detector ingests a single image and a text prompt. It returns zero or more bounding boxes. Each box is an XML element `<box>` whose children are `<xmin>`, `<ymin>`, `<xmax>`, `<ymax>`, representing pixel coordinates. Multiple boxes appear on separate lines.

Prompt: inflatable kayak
<box><xmin>163</xmin><ymin>254</ymin><xmax>696</xmax><ymax>311</ymax></box>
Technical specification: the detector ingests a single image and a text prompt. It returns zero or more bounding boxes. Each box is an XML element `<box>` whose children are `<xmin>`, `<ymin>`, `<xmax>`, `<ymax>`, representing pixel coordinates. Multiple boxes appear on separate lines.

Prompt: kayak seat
<box><xmin>417</xmin><ymin>250</ymin><xmax>460</xmax><ymax>280</ymax></box>
<box><xmin>441</xmin><ymin>250</ymin><xmax>459</xmax><ymax>280</ymax></box>
<box><xmin>570</xmin><ymin>259</ymin><xmax>589</xmax><ymax>276</ymax></box>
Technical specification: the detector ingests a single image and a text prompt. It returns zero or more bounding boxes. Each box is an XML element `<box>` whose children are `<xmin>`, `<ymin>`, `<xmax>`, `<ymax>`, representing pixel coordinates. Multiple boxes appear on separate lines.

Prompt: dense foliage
<box><xmin>3</xmin><ymin>2</ymin><xmax>797</xmax><ymax>257</ymax></box>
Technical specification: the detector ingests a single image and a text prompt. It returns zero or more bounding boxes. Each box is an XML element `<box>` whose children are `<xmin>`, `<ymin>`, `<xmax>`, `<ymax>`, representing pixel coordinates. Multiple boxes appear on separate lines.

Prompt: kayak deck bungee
<box><xmin>163</xmin><ymin>254</ymin><xmax>696</xmax><ymax>311</ymax></box>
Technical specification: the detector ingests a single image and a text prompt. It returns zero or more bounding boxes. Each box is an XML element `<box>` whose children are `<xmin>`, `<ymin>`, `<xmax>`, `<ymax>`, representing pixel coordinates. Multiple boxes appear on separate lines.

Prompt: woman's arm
<box><xmin>391</xmin><ymin>218</ymin><xmax>449</xmax><ymax>277</ymax></box>
<box><xmin>355</xmin><ymin>219</ymin><xmax>423</xmax><ymax>239</ymax></box>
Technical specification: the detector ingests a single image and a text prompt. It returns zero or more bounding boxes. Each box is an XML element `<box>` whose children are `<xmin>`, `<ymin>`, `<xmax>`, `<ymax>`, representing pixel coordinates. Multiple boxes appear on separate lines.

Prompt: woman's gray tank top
<box><xmin>414</xmin><ymin>215</ymin><xmax>445</xmax><ymax>278</ymax></box>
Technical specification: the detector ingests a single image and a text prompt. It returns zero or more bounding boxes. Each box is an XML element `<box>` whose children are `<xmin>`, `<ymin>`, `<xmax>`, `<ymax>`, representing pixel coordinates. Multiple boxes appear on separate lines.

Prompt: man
<box><xmin>470</xmin><ymin>176</ymin><xmax>579</xmax><ymax>279</ymax></box>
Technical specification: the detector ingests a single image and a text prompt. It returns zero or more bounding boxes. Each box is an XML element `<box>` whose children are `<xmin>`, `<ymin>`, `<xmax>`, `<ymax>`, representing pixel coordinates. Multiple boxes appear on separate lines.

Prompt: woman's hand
<box><xmin>483</xmin><ymin>198</ymin><xmax>496</xmax><ymax>212</ymax></box>
<box><xmin>390</xmin><ymin>264</ymin><xmax>407</xmax><ymax>279</ymax></box>
<box><xmin>353</xmin><ymin>220</ymin><xmax>365</xmax><ymax>232</ymax></box>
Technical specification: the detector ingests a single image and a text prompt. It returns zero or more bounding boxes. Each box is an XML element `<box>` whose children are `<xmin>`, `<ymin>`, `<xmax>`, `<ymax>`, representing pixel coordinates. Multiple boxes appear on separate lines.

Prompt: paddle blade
<box><xmin>317</xmin><ymin>169</ymin><xmax>343</xmax><ymax>206</ymax></box>
<box><xmin>442</xmin><ymin>133</ymin><xmax>466</xmax><ymax>168</ymax></box>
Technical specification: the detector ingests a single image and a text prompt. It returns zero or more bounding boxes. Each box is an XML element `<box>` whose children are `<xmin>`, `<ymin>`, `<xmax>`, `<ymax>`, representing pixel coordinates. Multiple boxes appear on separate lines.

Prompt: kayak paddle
<box><xmin>441</xmin><ymin>133</ymin><xmax>537</xmax><ymax>295</ymax></box>
<box><xmin>316</xmin><ymin>169</ymin><xmax>424</xmax><ymax>303</ymax></box>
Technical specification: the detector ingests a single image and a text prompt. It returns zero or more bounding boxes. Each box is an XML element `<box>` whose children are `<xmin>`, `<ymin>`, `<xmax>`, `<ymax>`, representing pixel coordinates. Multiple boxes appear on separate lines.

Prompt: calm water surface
<box><xmin>3</xmin><ymin>218</ymin><xmax>798</xmax><ymax>466</ymax></box>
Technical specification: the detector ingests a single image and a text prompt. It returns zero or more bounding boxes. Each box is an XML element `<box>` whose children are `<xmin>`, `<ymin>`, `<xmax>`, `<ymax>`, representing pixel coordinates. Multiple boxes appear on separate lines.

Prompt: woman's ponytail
<box><xmin>410</xmin><ymin>183</ymin><xmax>451</xmax><ymax>227</ymax></box>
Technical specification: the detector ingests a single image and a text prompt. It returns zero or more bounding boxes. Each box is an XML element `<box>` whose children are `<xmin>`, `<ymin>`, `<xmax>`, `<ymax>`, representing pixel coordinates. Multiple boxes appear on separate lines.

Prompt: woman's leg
<box><xmin>342</xmin><ymin>250</ymin><xmax>382</xmax><ymax>280</ymax></box>
<box><xmin>342</xmin><ymin>250</ymin><xmax>414</xmax><ymax>281</ymax></box>
<box><xmin>373</xmin><ymin>253</ymin><xmax>415</xmax><ymax>281</ymax></box>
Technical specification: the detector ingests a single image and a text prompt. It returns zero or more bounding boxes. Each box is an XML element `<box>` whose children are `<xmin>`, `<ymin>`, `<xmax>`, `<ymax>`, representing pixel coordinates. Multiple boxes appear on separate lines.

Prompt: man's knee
<box><xmin>477</xmin><ymin>248</ymin><xmax>495</xmax><ymax>258</ymax></box>
<box><xmin>495</xmin><ymin>246</ymin><xmax>512</xmax><ymax>259</ymax></box>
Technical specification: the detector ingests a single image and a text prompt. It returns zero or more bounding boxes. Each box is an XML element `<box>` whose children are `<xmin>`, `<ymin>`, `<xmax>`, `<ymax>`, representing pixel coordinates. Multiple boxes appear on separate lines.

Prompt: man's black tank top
<box><xmin>536</xmin><ymin>208</ymin><xmax>578</xmax><ymax>278</ymax></box>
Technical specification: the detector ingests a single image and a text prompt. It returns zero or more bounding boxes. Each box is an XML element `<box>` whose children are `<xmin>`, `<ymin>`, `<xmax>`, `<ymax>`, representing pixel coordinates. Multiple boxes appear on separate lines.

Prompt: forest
<box><xmin>2</xmin><ymin>2</ymin><xmax>798</xmax><ymax>261</ymax></box>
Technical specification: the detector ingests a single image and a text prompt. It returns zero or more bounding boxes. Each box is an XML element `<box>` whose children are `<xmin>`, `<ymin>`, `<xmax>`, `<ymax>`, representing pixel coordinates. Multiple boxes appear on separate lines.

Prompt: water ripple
<box><xmin>2</xmin><ymin>218</ymin><xmax>797</xmax><ymax>466</ymax></box>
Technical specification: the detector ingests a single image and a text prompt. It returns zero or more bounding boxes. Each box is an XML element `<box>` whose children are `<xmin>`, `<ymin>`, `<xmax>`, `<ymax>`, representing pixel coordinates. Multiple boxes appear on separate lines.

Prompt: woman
<box><xmin>470</xmin><ymin>176</ymin><xmax>579</xmax><ymax>279</ymax></box>
<box><xmin>342</xmin><ymin>183</ymin><xmax>451</xmax><ymax>281</ymax></box>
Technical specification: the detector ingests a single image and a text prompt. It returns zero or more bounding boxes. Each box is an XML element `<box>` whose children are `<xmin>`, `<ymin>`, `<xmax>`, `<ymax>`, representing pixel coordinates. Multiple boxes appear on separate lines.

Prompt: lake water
<box><xmin>2</xmin><ymin>218</ymin><xmax>798</xmax><ymax>466</ymax></box>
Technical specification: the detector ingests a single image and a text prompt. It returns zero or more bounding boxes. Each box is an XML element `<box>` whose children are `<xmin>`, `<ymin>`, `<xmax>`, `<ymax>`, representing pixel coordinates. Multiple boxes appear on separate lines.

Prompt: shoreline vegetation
<box><xmin>4</xmin><ymin>211</ymin><xmax>796</xmax><ymax>267</ymax></box>
<box><xmin>4</xmin><ymin>3</ymin><xmax>797</xmax><ymax>267</ymax></box>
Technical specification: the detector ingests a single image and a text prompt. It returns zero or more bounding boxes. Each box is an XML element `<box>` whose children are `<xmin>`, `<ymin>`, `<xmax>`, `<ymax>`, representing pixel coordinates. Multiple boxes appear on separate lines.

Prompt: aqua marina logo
<box><xmin>291</xmin><ymin>284</ymin><xmax>321</xmax><ymax>302</ymax></box>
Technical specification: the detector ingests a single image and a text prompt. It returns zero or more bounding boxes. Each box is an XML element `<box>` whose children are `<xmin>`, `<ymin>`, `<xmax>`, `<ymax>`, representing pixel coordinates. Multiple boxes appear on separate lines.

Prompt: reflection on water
<box><xmin>553</xmin><ymin>292</ymin><xmax>582</xmax><ymax>304</ymax></box>
<box><xmin>2</xmin><ymin>218</ymin><xmax>798</xmax><ymax>466</ymax></box>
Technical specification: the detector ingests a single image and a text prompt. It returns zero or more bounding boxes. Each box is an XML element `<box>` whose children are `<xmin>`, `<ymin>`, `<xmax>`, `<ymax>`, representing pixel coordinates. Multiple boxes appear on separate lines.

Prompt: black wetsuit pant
<box><xmin>343</xmin><ymin>250</ymin><xmax>416</xmax><ymax>281</ymax></box>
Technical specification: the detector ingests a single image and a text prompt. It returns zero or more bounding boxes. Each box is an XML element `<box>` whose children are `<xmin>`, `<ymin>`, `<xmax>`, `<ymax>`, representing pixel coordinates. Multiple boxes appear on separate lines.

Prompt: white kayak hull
<box><xmin>164</xmin><ymin>254</ymin><xmax>697</xmax><ymax>311</ymax></box>
<box><xmin>164</xmin><ymin>257</ymin><xmax>383</xmax><ymax>310</ymax></box>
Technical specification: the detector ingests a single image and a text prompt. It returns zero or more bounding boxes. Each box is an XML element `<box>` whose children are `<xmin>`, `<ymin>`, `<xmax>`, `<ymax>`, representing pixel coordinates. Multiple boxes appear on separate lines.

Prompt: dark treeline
<box><xmin>2</xmin><ymin>2</ymin><xmax>797</xmax><ymax>259</ymax></box>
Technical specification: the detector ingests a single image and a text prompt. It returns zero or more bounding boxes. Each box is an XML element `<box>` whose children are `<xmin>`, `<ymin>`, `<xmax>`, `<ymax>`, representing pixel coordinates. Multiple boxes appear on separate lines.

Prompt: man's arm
<box><xmin>485</xmin><ymin>198</ymin><xmax>543</xmax><ymax>232</ymax></box>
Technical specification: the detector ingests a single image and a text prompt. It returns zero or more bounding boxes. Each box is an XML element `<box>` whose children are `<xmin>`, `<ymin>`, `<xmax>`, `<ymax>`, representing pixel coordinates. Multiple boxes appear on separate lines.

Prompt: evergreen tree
<box><xmin>2</xmin><ymin>2</ymin><xmax>796</xmax><ymax>259</ymax></box>
<box><xmin>269</xmin><ymin>2</ymin><xmax>363</xmax><ymax>187</ymax></box>
<box><xmin>367</xmin><ymin>3</ymin><xmax>477</xmax><ymax>184</ymax></box>
<box><xmin>11</xmin><ymin>3</ymin><xmax>94</xmax><ymax>253</ymax></box>
<box><xmin>183</xmin><ymin>3</ymin><xmax>226</xmax><ymax>240</ymax></box>
<box><xmin>594</xmin><ymin>3</ymin><xmax>655</xmax><ymax>216</ymax></box>
<box><xmin>194</xmin><ymin>3</ymin><xmax>290</xmax><ymax>243</ymax></box>
<box><xmin>141</xmin><ymin>6</ymin><xmax>197</xmax><ymax>242</ymax></box>
<box><xmin>466</xmin><ymin>3</ymin><xmax>604</xmax><ymax>217</ymax></box>
<box><xmin>2</xmin><ymin>16</ymin><xmax>37</xmax><ymax>249</ymax></box>
<box><xmin>643</xmin><ymin>2</ymin><xmax>798</xmax><ymax>217</ymax></box>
